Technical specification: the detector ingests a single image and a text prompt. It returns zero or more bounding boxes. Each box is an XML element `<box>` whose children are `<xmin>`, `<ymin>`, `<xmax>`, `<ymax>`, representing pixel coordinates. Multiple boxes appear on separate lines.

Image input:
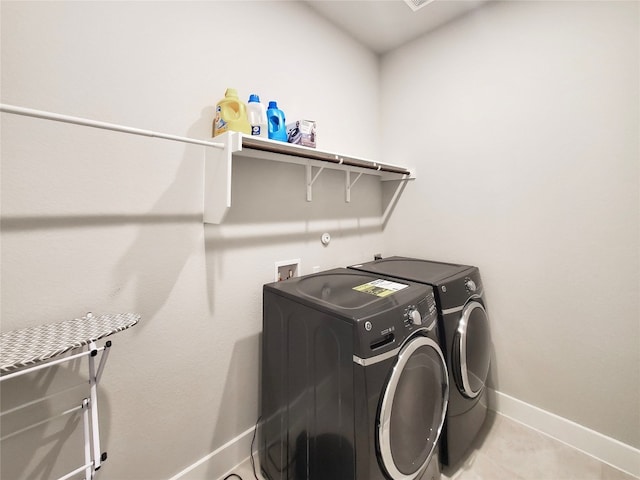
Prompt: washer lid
<box><xmin>349</xmin><ymin>257</ymin><xmax>473</xmax><ymax>286</ymax></box>
<box><xmin>265</xmin><ymin>268</ymin><xmax>431</xmax><ymax>319</ymax></box>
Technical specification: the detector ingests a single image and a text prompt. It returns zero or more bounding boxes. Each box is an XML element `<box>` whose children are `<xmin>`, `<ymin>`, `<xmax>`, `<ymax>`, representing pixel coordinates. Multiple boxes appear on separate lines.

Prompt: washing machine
<box><xmin>348</xmin><ymin>257</ymin><xmax>492</xmax><ymax>467</ymax></box>
<box><xmin>261</xmin><ymin>268</ymin><xmax>448</xmax><ymax>480</ymax></box>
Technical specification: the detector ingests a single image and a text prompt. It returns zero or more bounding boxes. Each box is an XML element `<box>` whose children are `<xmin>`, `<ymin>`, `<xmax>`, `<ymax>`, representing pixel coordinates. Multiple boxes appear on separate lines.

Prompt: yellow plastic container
<box><xmin>212</xmin><ymin>88</ymin><xmax>251</xmax><ymax>137</ymax></box>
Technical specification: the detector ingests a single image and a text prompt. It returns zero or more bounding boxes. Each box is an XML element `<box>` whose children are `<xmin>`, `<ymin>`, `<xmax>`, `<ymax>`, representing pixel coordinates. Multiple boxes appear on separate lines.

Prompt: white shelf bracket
<box><xmin>345</xmin><ymin>170</ymin><xmax>363</xmax><ymax>203</ymax></box>
<box><xmin>204</xmin><ymin>132</ymin><xmax>241</xmax><ymax>224</ymax></box>
<box><xmin>306</xmin><ymin>163</ymin><xmax>325</xmax><ymax>202</ymax></box>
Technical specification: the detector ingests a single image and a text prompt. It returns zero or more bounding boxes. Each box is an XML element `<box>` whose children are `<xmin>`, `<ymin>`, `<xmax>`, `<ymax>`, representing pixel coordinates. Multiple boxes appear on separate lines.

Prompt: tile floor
<box><xmin>222</xmin><ymin>412</ymin><xmax>638</xmax><ymax>480</ymax></box>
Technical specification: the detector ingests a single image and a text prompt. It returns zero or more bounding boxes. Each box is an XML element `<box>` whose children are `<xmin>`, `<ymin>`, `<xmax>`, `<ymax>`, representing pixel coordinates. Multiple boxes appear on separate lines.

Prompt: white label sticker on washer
<box><xmin>353</xmin><ymin>279</ymin><xmax>408</xmax><ymax>298</ymax></box>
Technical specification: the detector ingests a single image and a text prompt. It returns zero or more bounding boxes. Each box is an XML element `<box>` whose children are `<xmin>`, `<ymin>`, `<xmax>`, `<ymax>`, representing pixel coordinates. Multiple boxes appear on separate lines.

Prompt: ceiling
<box><xmin>303</xmin><ymin>0</ymin><xmax>487</xmax><ymax>54</ymax></box>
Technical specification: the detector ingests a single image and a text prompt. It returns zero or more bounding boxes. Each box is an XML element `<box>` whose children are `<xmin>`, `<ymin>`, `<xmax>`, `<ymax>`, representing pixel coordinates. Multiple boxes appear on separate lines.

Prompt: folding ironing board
<box><xmin>0</xmin><ymin>312</ymin><xmax>139</xmax><ymax>480</ymax></box>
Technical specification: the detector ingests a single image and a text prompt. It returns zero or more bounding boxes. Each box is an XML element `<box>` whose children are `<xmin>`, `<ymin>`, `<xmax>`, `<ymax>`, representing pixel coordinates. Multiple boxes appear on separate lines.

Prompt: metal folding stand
<box><xmin>0</xmin><ymin>312</ymin><xmax>139</xmax><ymax>480</ymax></box>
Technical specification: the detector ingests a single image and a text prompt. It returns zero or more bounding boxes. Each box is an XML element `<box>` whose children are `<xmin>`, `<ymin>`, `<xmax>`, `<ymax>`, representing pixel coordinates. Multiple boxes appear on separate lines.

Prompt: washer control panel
<box><xmin>465</xmin><ymin>278</ymin><xmax>477</xmax><ymax>293</ymax></box>
<box><xmin>403</xmin><ymin>291</ymin><xmax>438</xmax><ymax>329</ymax></box>
<box><xmin>403</xmin><ymin>306</ymin><xmax>422</xmax><ymax>327</ymax></box>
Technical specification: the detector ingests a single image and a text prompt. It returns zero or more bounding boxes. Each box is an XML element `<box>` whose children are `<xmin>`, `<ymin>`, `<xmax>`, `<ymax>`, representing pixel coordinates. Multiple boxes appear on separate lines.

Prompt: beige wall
<box><xmin>0</xmin><ymin>1</ymin><xmax>383</xmax><ymax>478</ymax></box>
<box><xmin>380</xmin><ymin>0</ymin><xmax>640</xmax><ymax>449</ymax></box>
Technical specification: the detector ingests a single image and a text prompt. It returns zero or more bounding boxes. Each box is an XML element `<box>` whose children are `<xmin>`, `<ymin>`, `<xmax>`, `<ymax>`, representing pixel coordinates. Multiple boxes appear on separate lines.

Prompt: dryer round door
<box><xmin>378</xmin><ymin>335</ymin><xmax>449</xmax><ymax>480</ymax></box>
<box><xmin>453</xmin><ymin>301</ymin><xmax>491</xmax><ymax>399</ymax></box>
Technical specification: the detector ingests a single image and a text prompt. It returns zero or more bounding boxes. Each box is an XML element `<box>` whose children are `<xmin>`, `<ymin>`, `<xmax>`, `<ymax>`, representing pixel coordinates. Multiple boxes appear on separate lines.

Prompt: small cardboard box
<box><xmin>286</xmin><ymin>120</ymin><xmax>316</xmax><ymax>148</ymax></box>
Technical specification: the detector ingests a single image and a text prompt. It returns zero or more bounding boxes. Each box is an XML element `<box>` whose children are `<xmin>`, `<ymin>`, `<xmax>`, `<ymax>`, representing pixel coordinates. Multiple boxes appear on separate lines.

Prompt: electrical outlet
<box><xmin>275</xmin><ymin>259</ymin><xmax>301</xmax><ymax>282</ymax></box>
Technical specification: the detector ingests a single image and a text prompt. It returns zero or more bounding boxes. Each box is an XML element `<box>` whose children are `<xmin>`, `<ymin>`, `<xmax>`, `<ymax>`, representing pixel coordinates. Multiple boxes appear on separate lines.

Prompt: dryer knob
<box><xmin>410</xmin><ymin>309</ymin><xmax>422</xmax><ymax>326</ymax></box>
<box><xmin>465</xmin><ymin>279</ymin><xmax>477</xmax><ymax>292</ymax></box>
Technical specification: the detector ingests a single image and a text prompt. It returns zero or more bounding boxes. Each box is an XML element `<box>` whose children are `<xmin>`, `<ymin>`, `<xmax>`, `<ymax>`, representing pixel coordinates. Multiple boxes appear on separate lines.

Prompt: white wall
<box><xmin>0</xmin><ymin>2</ymin><xmax>383</xmax><ymax>479</ymax></box>
<box><xmin>3</xmin><ymin>1</ymin><xmax>639</xmax><ymax>479</ymax></box>
<box><xmin>381</xmin><ymin>0</ymin><xmax>639</xmax><ymax>450</ymax></box>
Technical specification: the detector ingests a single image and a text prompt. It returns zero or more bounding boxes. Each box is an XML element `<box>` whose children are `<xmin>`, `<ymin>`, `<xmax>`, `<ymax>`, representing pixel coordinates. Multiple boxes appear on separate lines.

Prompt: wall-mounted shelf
<box><xmin>0</xmin><ymin>104</ymin><xmax>414</xmax><ymax>226</ymax></box>
<box><xmin>204</xmin><ymin>132</ymin><xmax>415</xmax><ymax>224</ymax></box>
<box><xmin>0</xmin><ymin>312</ymin><xmax>140</xmax><ymax>480</ymax></box>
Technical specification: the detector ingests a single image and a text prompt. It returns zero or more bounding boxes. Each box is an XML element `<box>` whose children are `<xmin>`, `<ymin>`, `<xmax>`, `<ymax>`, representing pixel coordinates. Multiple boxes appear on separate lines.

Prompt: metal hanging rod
<box><xmin>0</xmin><ymin>345</ymin><xmax>107</xmax><ymax>382</ymax></box>
<box><xmin>0</xmin><ymin>104</ymin><xmax>225</xmax><ymax>149</ymax></box>
<box><xmin>0</xmin><ymin>404</ymin><xmax>83</xmax><ymax>442</ymax></box>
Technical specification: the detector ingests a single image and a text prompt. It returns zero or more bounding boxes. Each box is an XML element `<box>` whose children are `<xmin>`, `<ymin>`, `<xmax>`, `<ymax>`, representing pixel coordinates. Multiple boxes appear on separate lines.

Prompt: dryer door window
<box><xmin>453</xmin><ymin>301</ymin><xmax>491</xmax><ymax>398</ymax></box>
<box><xmin>378</xmin><ymin>335</ymin><xmax>449</xmax><ymax>480</ymax></box>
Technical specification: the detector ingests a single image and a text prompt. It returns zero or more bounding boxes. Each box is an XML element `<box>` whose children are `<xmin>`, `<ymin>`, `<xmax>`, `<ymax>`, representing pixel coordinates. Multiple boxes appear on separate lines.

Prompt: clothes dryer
<box><xmin>261</xmin><ymin>268</ymin><xmax>448</xmax><ymax>480</ymax></box>
<box><xmin>349</xmin><ymin>258</ymin><xmax>492</xmax><ymax>467</ymax></box>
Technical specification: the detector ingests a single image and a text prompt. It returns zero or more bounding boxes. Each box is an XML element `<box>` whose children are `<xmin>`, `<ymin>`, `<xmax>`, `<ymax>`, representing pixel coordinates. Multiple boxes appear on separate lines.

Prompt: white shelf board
<box><xmin>203</xmin><ymin>132</ymin><xmax>415</xmax><ymax>224</ymax></box>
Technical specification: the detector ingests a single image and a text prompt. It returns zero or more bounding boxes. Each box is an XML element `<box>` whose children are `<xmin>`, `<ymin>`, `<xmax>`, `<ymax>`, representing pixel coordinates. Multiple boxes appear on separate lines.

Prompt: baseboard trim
<box><xmin>169</xmin><ymin>391</ymin><xmax>639</xmax><ymax>480</ymax></box>
<box><xmin>168</xmin><ymin>425</ymin><xmax>255</xmax><ymax>480</ymax></box>
<box><xmin>489</xmin><ymin>389</ymin><xmax>640</xmax><ymax>479</ymax></box>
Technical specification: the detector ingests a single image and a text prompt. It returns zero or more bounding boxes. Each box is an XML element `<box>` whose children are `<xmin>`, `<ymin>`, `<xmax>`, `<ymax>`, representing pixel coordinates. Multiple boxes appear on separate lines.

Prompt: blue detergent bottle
<box><xmin>267</xmin><ymin>101</ymin><xmax>288</xmax><ymax>142</ymax></box>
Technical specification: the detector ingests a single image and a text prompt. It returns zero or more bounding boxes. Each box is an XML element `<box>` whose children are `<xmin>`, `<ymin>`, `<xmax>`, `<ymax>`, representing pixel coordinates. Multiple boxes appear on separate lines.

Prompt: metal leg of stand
<box><xmin>95</xmin><ymin>341</ymin><xmax>111</xmax><ymax>384</ymax></box>
<box><xmin>88</xmin><ymin>342</ymin><xmax>102</xmax><ymax>474</ymax></box>
<box><xmin>82</xmin><ymin>398</ymin><xmax>93</xmax><ymax>480</ymax></box>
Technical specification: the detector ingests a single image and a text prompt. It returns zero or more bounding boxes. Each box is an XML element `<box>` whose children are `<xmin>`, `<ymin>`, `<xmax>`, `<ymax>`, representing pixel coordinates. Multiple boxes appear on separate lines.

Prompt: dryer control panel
<box><xmin>436</xmin><ymin>267</ymin><xmax>483</xmax><ymax>310</ymax></box>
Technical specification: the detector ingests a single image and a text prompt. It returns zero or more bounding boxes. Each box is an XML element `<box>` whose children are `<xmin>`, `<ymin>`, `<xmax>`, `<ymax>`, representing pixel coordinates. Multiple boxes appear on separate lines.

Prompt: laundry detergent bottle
<box><xmin>213</xmin><ymin>88</ymin><xmax>251</xmax><ymax>137</ymax></box>
<box><xmin>247</xmin><ymin>94</ymin><xmax>268</xmax><ymax>138</ymax></box>
<box><xmin>267</xmin><ymin>101</ymin><xmax>287</xmax><ymax>142</ymax></box>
